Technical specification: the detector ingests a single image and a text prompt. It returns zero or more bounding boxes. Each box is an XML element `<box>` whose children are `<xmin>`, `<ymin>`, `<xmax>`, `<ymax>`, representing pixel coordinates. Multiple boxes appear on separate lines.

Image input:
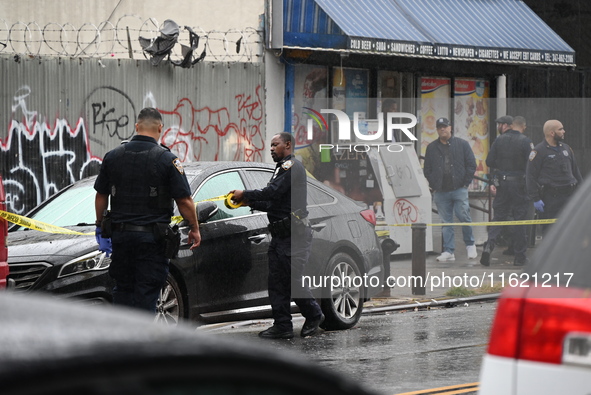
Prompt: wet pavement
<box><xmin>203</xmin><ymin>298</ymin><xmax>496</xmax><ymax>394</ymax></box>
<box><xmin>367</xmin><ymin>236</ymin><xmax>537</xmax><ymax>308</ymax></box>
<box><xmin>200</xmin><ymin>233</ymin><xmax>536</xmax><ymax>394</ymax></box>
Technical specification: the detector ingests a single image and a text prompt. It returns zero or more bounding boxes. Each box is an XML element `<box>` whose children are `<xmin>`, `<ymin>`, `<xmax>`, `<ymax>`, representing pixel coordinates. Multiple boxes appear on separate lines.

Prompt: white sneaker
<box><xmin>436</xmin><ymin>252</ymin><xmax>455</xmax><ymax>262</ymax></box>
<box><xmin>467</xmin><ymin>245</ymin><xmax>477</xmax><ymax>259</ymax></box>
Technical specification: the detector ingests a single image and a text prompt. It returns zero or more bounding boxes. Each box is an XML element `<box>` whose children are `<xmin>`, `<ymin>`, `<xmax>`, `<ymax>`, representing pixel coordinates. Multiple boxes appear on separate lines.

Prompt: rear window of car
<box><xmin>244</xmin><ymin>168</ymin><xmax>336</xmax><ymax>206</ymax></box>
<box><xmin>243</xmin><ymin>168</ymin><xmax>274</xmax><ymax>189</ymax></box>
<box><xmin>308</xmin><ymin>184</ymin><xmax>336</xmax><ymax>206</ymax></box>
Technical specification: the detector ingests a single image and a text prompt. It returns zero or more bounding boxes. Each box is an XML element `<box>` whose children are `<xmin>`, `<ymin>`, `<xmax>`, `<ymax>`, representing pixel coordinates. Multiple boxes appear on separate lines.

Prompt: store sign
<box><xmin>347</xmin><ymin>37</ymin><xmax>575</xmax><ymax>65</ymax></box>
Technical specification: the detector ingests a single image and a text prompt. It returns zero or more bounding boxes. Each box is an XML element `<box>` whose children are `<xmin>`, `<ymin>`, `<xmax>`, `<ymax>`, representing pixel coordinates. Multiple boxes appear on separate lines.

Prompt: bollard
<box><xmin>411</xmin><ymin>223</ymin><xmax>426</xmax><ymax>295</ymax></box>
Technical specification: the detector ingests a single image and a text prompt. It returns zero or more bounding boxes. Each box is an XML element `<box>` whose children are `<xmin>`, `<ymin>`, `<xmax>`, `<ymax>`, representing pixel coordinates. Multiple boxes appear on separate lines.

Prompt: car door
<box><xmin>241</xmin><ymin>168</ymin><xmax>335</xmax><ymax>279</ymax></box>
<box><xmin>183</xmin><ymin>169</ymin><xmax>270</xmax><ymax>315</ymax></box>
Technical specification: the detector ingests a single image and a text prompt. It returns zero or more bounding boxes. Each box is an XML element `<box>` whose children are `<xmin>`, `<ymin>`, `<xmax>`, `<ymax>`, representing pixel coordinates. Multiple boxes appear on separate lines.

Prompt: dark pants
<box><xmin>486</xmin><ymin>180</ymin><xmax>530</xmax><ymax>260</ymax></box>
<box><xmin>540</xmin><ymin>187</ymin><xmax>575</xmax><ymax>234</ymax></box>
<box><xmin>267</xmin><ymin>226</ymin><xmax>322</xmax><ymax>331</ymax></box>
<box><xmin>110</xmin><ymin>230</ymin><xmax>169</xmax><ymax>313</ymax></box>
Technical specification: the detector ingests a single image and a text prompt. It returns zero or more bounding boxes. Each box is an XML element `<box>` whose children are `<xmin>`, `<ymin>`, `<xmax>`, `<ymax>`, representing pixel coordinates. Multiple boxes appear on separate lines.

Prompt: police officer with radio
<box><xmin>230</xmin><ymin>132</ymin><xmax>324</xmax><ymax>339</ymax></box>
<box><xmin>481</xmin><ymin>115</ymin><xmax>533</xmax><ymax>266</ymax></box>
<box><xmin>526</xmin><ymin>119</ymin><xmax>582</xmax><ymax>234</ymax></box>
<box><xmin>94</xmin><ymin>107</ymin><xmax>201</xmax><ymax>313</ymax></box>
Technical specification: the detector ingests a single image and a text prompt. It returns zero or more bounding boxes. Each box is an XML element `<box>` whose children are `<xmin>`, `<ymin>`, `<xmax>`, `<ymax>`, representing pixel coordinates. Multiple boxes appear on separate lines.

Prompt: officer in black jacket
<box><xmin>94</xmin><ymin>107</ymin><xmax>201</xmax><ymax>313</ymax></box>
<box><xmin>481</xmin><ymin>116</ymin><xmax>533</xmax><ymax>267</ymax></box>
<box><xmin>230</xmin><ymin>132</ymin><xmax>324</xmax><ymax>339</ymax></box>
<box><xmin>526</xmin><ymin>119</ymin><xmax>582</xmax><ymax>234</ymax></box>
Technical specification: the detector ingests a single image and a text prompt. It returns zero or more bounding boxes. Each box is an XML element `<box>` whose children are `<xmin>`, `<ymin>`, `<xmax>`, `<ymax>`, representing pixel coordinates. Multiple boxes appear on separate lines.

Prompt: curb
<box><xmin>363</xmin><ymin>293</ymin><xmax>500</xmax><ymax>314</ymax></box>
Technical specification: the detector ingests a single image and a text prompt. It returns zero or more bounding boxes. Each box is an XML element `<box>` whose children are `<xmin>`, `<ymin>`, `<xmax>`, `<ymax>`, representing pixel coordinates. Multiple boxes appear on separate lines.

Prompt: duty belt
<box><xmin>268</xmin><ymin>217</ymin><xmax>291</xmax><ymax>238</ymax></box>
<box><xmin>543</xmin><ymin>184</ymin><xmax>576</xmax><ymax>194</ymax></box>
<box><xmin>500</xmin><ymin>175</ymin><xmax>525</xmax><ymax>182</ymax></box>
<box><xmin>112</xmin><ymin>223</ymin><xmax>155</xmax><ymax>232</ymax></box>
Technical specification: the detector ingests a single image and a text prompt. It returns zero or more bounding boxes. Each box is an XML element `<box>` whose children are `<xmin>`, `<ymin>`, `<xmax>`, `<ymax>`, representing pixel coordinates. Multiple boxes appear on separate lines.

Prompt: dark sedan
<box><xmin>7</xmin><ymin>162</ymin><xmax>385</xmax><ymax>330</ymax></box>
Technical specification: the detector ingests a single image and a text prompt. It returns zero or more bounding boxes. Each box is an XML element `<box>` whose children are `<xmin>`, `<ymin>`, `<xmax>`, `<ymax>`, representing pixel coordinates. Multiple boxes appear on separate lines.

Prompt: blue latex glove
<box><xmin>95</xmin><ymin>227</ymin><xmax>112</xmax><ymax>257</ymax></box>
<box><xmin>534</xmin><ymin>200</ymin><xmax>544</xmax><ymax>213</ymax></box>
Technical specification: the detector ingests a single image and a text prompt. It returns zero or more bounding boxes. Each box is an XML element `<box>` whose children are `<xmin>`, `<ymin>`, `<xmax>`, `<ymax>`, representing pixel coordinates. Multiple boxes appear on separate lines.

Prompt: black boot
<box><xmin>514</xmin><ymin>255</ymin><xmax>529</xmax><ymax>266</ymax></box>
<box><xmin>258</xmin><ymin>326</ymin><xmax>294</xmax><ymax>339</ymax></box>
<box><xmin>480</xmin><ymin>241</ymin><xmax>494</xmax><ymax>266</ymax></box>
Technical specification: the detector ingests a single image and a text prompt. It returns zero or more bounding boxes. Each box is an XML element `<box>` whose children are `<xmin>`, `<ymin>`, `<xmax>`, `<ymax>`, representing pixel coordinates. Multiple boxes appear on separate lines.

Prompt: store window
<box><xmin>377</xmin><ymin>71</ymin><xmax>416</xmax><ymax>142</ymax></box>
<box><xmin>418</xmin><ymin>77</ymin><xmax>490</xmax><ymax>191</ymax></box>
<box><xmin>454</xmin><ymin>79</ymin><xmax>490</xmax><ymax>190</ymax></box>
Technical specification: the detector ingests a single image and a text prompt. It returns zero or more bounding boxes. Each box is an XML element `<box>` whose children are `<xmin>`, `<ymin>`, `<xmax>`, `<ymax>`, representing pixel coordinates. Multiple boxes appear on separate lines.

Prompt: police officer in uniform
<box><xmin>481</xmin><ymin>116</ymin><xmax>533</xmax><ymax>267</ymax></box>
<box><xmin>230</xmin><ymin>132</ymin><xmax>324</xmax><ymax>339</ymax></box>
<box><xmin>526</xmin><ymin>119</ymin><xmax>582</xmax><ymax>234</ymax></box>
<box><xmin>94</xmin><ymin>107</ymin><xmax>201</xmax><ymax>313</ymax></box>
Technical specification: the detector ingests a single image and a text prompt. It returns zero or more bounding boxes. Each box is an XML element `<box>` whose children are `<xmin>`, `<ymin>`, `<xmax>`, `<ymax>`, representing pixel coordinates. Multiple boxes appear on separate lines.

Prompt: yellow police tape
<box><xmin>0</xmin><ymin>210</ymin><xmax>93</xmax><ymax>235</ymax></box>
<box><xmin>170</xmin><ymin>193</ymin><xmax>243</xmax><ymax>223</ymax></box>
<box><xmin>385</xmin><ymin>218</ymin><xmax>556</xmax><ymax>227</ymax></box>
<box><xmin>0</xmin><ymin>193</ymin><xmax>245</xmax><ymax>235</ymax></box>
<box><xmin>1</xmin><ymin>198</ymin><xmax>555</xmax><ymax>235</ymax></box>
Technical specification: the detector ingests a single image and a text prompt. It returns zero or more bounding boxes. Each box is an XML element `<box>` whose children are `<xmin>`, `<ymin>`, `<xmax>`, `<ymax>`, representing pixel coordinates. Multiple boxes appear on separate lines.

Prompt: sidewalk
<box><xmin>366</xmin><ymin>239</ymin><xmax>536</xmax><ymax>308</ymax></box>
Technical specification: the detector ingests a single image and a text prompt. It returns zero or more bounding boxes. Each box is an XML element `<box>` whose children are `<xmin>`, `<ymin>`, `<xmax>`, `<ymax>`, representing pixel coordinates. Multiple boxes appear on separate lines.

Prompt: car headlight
<box><xmin>58</xmin><ymin>251</ymin><xmax>111</xmax><ymax>278</ymax></box>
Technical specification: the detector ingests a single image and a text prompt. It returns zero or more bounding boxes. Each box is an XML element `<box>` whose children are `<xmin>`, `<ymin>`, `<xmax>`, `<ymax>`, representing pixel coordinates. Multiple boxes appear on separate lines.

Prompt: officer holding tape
<box><xmin>481</xmin><ymin>116</ymin><xmax>533</xmax><ymax>267</ymax></box>
<box><xmin>94</xmin><ymin>107</ymin><xmax>201</xmax><ymax>313</ymax></box>
<box><xmin>230</xmin><ymin>132</ymin><xmax>324</xmax><ymax>339</ymax></box>
<box><xmin>526</xmin><ymin>119</ymin><xmax>582</xmax><ymax>234</ymax></box>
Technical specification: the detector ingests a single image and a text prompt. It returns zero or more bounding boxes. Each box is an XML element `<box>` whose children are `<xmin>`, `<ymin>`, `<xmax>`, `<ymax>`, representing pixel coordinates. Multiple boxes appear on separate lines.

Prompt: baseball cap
<box><xmin>495</xmin><ymin>115</ymin><xmax>513</xmax><ymax>124</ymax></box>
<box><xmin>436</xmin><ymin>117</ymin><xmax>451</xmax><ymax>128</ymax></box>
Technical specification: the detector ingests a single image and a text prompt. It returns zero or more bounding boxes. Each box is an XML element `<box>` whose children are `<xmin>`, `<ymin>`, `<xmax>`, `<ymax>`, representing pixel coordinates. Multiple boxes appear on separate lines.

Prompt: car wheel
<box><xmin>320</xmin><ymin>252</ymin><xmax>363</xmax><ymax>330</ymax></box>
<box><xmin>155</xmin><ymin>273</ymin><xmax>184</xmax><ymax>325</ymax></box>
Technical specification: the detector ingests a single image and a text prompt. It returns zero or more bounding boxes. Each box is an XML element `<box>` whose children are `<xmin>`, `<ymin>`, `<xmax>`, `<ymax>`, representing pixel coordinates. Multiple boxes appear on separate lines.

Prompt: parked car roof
<box><xmin>0</xmin><ymin>291</ymin><xmax>377</xmax><ymax>395</ymax></box>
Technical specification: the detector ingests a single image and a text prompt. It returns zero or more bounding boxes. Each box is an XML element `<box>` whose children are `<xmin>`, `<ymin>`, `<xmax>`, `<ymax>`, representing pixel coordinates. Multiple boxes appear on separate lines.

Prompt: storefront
<box><xmin>266</xmin><ymin>0</ymin><xmax>576</xmax><ymax>251</ymax></box>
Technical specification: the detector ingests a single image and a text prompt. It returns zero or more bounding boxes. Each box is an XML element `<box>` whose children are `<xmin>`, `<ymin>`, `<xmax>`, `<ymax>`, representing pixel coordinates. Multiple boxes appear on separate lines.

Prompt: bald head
<box><xmin>543</xmin><ymin>120</ymin><xmax>565</xmax><ymax>145</ymax></box>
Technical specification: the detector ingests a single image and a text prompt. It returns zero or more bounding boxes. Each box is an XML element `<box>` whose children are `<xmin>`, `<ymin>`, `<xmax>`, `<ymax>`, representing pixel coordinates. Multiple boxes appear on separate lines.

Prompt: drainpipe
<box><xmin>496</xmin><ymin>74</ymin><xmax>507</xmax><ymax>122</ymax></box>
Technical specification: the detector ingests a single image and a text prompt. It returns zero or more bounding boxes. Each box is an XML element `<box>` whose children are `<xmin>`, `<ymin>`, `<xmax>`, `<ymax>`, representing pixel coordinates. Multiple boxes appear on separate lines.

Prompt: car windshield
<box><xmin>27</xmin><ymin>183</ymin><xmax>97</xmax><ymax>228</ymax></box>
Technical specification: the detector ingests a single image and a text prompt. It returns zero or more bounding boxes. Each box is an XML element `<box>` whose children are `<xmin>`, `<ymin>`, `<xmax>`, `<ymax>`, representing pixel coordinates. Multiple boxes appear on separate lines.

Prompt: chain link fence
<box><xmin>0</xmin><ymin>15</ymin><xmax>263</xmax><ymax>63</ymax></box>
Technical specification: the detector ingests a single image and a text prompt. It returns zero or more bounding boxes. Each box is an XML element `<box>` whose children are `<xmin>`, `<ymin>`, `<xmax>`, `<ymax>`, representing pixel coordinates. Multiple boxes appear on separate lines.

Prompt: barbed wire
<box><xmin>0</xmin><ymin>15</ymin><xmax>264</xmax><ymax>63</ymax></box>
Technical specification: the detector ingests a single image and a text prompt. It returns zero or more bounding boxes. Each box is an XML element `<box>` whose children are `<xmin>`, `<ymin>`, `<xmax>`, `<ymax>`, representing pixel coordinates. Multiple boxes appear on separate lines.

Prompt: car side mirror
<box><xmin>197</xmin><ymin>201</ymin><xmax>219</xmax><ymax>223</ymax></box>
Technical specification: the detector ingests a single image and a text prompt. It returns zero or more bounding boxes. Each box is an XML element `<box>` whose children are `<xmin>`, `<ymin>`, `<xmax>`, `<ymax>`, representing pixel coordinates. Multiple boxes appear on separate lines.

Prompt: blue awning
<box><xmin>283</xmin><ymin>0</ymin><xmax>575</xmax><ymax>66</ymax></box>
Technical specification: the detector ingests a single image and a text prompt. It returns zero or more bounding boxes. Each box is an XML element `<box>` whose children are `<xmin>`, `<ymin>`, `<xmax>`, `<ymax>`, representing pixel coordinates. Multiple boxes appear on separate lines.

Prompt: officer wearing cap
<box><xmin>230</xmin><ymin>132</ymin><xmax>324</xmax><ymax>339</ymax></box>
<box><xmin>495</xmin><ymin>115</ymin><xmax>514</xmax><ymax>135</ymax></box>
<box><xmin>424</xmin><ymin>117</ymin><xmax>477</xmax><ymax>262</ymax></box>
<box><xmin>526</xmin><ymin>119</ymin><xmax>582</xmax><ymax>234</ymax></box>
<box><xmin>480</xmin><ymin>116</ymin><xmax>533</xmax><ymax>267</ymax></box>
<box><xmin>94</xmin><ymin>107</ymin><xmax>201</xmax><ymax>313</ymax></box>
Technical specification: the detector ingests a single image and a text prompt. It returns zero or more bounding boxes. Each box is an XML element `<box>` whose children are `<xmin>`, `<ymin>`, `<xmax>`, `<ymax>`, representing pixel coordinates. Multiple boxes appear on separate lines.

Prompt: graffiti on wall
<box><xmin>85</xmin><ymin>86</ymin><xmax>137</xmax><ymax>144</ymax></box>
<box><xmin>158</xmin><ymin>85</ymin><xmax>264</xmax><ymax>162</ymax></box>
<box><xmin>1</xmin><ymin>85</ymin><xmax>265</xmax><ymax>215</ymax></box>
<box><xmin>0</xmin><ymin>86</ymin><xmax>102</xmax><ymax>214</ymax></box>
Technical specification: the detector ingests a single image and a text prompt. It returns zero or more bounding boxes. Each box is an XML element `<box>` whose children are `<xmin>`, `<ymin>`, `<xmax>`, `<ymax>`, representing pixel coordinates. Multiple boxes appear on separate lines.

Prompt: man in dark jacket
<box><xmin>230</xmin><ymin>132</ymin><xmax>324</xmax><ymax>339</ymax></box>
<box><xmin>94</xmin><ymin>108</ymin><xmax>201</xmax><ymax>313</ymax></box>
<box><xmin>526</xmin><ymin>119</ymin><xmax>582</xmax><ymax>234</ymax></box>
<box><xmin>480</xmin><ymin>116</ymin><xmax>533</xmax><ymax>267</ymax></box>
<box><xmin>424</xmin><ymin>118</ymin><xmax>477</xmax><ymax>262</ymax></box>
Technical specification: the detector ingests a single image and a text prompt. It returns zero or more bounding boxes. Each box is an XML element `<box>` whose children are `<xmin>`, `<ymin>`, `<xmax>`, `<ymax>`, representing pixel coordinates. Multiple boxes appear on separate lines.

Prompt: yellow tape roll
<box><xmin>224</xmin><ymin>193</ymin><xmax>243</xmax><ymax>209</ymax></box>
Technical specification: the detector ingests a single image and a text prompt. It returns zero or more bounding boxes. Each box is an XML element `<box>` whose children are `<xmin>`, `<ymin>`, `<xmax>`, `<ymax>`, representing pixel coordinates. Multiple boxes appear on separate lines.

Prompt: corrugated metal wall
<box><xmin>0</xmin><ymin>56</ymin><xmax>265</xmax><ymax>214</ymax></box>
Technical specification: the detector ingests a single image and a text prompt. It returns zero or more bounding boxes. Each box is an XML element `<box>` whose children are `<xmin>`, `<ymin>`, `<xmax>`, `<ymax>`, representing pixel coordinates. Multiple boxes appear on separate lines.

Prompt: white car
<box><xmin>479</xmin><ymin>175</ymin><xmax>591</xmax><ymax>394</ymax></box>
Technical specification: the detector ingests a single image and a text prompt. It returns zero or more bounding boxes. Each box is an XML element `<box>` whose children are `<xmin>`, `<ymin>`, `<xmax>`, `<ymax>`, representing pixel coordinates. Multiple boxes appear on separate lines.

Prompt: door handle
<box><xmin>248</xmin><ymin>234</ymin><xmax>267</xmax><ymax>243</ymax></box>
<box><xmin>311</xmin><ymin>222</ymin><xmax>327</xmax><ymax>231</ymax></box>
